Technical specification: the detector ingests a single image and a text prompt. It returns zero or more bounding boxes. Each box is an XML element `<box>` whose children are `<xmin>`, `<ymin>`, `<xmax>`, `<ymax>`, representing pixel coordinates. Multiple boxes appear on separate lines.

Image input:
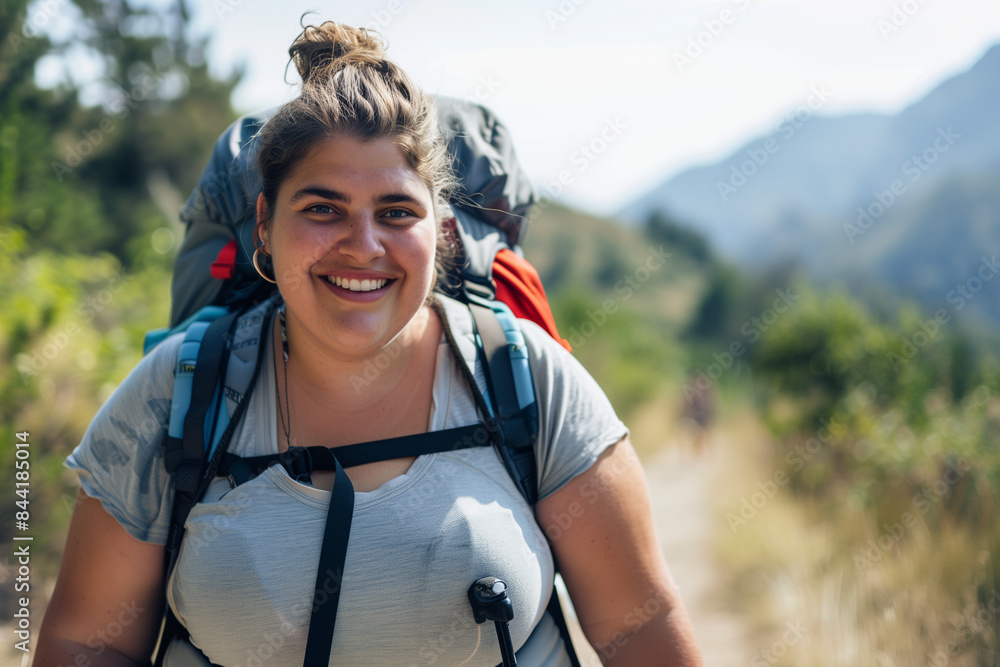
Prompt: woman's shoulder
<box><xmin>432</xmin><ymin>291</ymin><xmax>611</xmax><ymax>409</ymax></box>
<box><xmin>432</xmin><ymin>292</ymin><xmax>572</xmax><ymax>362</ymax></box>
<box><xmin>115</xmin><ymin>329</ymin><xmax>186</xmax><ymax>400</ymax></box>
<box><xmin>431</xmin><ymin>292</ymin><xmax>626</xmax><ymax>500</ymax></box>
<box><xmin>64</xmin><ymin>330</ymin><xmax>186</xmax><ymax>544</ymax></box>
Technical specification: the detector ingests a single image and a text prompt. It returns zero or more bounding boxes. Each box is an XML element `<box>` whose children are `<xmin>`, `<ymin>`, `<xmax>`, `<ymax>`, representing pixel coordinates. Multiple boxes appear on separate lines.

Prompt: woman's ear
<box><xmin>256</xmin><ymin>193</ymin><xmax>269</xmax><ymax>250</ymax></box>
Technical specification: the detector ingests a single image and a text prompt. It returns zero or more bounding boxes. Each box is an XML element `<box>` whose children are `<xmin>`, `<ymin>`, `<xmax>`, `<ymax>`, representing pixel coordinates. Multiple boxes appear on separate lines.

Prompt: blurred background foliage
<box><xmin>4</xmin><ymin>0</ymin><xmax>1000</xmax><ymax>663</ymax></box>
<box><xmin>1</xmin><ymin>0</ymin><xmax>239</xmax><ymax>595</ymax></box>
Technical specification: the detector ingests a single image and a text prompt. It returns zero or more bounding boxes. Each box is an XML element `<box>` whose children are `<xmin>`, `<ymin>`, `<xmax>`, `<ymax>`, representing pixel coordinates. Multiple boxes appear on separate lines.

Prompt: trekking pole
<box><xmin>468</xmin><ymin>576</ymin><xmax>516</xmax><ymax>667</ymax></box>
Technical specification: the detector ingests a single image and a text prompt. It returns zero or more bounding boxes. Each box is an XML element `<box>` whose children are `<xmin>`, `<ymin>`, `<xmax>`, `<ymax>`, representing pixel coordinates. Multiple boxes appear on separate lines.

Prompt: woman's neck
<box><xmin>278</xmin><ymin>302</ymin><xmax>440</xmax><ymax>413</ymax></box>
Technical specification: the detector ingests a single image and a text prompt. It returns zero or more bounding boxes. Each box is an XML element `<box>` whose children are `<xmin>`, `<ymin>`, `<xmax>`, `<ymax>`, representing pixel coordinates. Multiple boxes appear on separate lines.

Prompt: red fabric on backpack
<box><xmin>211</xmin><ymin>239</ymin><xmax>238</xmax><ymax>280</ymax></box>
<box><xmin>493</xmin><ymin>248</ymin><xmax>572</xmax><ymax>352</ymax></box>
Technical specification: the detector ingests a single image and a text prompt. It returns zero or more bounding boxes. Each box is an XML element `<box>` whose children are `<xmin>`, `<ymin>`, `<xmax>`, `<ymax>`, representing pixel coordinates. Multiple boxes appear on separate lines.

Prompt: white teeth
<box><xmin>326</xmin><ymin>276</ymin><xmax>388</xmax><ymax>292</ymax></box>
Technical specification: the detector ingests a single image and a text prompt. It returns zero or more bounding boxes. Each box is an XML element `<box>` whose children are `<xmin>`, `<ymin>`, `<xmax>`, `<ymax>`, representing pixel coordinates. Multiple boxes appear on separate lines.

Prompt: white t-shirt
<box><xmin>66</xmin><ymin>295</ymin><xmax>628</xmax><ymax>666</ymax></box>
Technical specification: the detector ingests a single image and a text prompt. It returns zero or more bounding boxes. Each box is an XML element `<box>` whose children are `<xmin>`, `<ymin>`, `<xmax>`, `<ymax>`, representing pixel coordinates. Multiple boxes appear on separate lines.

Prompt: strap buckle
<box><xmin>278</xmin><ymin>446</ymin><xmax>314</xmax><ymax>484</ymax></box>
<box><xmin>462</xmin><ymin>276</ymin><xmax>496</xmax><ymax>305</ymax></box>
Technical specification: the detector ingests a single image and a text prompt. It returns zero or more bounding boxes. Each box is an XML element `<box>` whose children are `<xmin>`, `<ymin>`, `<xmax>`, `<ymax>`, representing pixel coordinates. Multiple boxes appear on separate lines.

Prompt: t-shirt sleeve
<box><xmin>520</xmin><ymin>320</ymin><xmax>629</xmax><ymax>501</ymax></box>
<box><xmin>64</xmin><ymin>334</ymin><xmax>182</xmax><ymax>544</ymax></box>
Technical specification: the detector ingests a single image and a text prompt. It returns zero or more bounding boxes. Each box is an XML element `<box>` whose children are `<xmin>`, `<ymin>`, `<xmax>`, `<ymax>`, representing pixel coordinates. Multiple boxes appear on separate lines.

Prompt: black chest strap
<box><xmin>217</xmin><ymin>423</ymin><xmax>493</xmax><ymax>486</ymax></box>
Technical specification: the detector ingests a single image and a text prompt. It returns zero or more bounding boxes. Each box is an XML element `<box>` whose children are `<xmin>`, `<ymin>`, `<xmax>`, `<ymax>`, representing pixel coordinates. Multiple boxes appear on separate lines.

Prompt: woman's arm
<box><xmin>535</xmin><ymin>436</ymin><xmax>704</xmax><ymax>666</ymax></box>
<box><xmin>34</xmin><ymin>489</ymin><xmax>167</xmax><ymax>667</ymax></box>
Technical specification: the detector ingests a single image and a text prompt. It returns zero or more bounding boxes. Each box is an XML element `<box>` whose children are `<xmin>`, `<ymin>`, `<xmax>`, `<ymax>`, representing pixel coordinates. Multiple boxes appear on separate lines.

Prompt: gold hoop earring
<box><xmin>252</xmin><ymin>247</ymin><xmax>277</xmax><ymax>284</ymax></box>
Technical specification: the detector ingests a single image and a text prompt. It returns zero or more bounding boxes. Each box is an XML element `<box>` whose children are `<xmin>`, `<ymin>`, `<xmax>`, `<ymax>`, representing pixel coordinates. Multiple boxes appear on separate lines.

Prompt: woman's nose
<box><xmin>337</xmin><ymin>214</ymin><xmax>385</xmax><ymax>263</ymax></box>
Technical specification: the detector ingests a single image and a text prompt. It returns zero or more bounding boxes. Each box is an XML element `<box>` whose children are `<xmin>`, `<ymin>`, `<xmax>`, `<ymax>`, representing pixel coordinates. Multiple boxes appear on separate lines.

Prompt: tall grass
<box><xmin>717</xmin><ymin>397</ymin><xmax>1000</xmax><ymax>666</ymax></box>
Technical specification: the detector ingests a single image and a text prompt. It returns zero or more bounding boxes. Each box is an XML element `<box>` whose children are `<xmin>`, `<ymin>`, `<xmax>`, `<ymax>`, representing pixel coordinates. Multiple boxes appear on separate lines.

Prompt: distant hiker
<box><xmin>682</xmin><ymin>373</ymin><xmax>716</xmax><ymax>453</ymax></box>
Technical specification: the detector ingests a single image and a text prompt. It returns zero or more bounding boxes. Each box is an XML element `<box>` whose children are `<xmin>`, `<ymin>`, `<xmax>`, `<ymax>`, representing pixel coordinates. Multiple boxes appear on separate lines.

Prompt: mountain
<box><xmin>833</xmin><ymin>168</ymin><xmax>1000</xmax><ymax>327</ymax></box>
<box><xmin>618</xmin><ymin>44</ymin><xmax>1000</xmax><ymax>283</ymax></box>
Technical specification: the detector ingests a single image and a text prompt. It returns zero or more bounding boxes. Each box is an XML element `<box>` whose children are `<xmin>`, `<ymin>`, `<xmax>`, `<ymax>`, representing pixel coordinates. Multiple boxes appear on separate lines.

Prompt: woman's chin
<box><xmin>321</xmin><ymin>316</ymin><xmax>402</xmax><ymax>358</ymax></box>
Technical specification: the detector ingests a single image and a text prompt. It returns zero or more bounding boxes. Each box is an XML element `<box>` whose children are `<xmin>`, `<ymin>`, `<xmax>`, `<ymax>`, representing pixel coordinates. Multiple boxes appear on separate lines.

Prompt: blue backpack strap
<box><xmin>467</xmin><ymin>298</ymin><xmax>539</xmax><ymax>505</ymax></box>
<box><xmin>153</xmin><ymin>298</ymin><xmax>277</xmax><ymax>667</ymax></box>
<box><xmin>161</xmin><ymin>309</ymin><xmax>228</xmax><ymax>473</ymax></box>
<box><xmin>144</xmin><ymin>305</ymin><xmax>229</xmax><ymax>355</ymax></box>
<box><xmin>159</xmin><ymin>300</ymin><xmax>274</xmax><ymax>473</ymax></box>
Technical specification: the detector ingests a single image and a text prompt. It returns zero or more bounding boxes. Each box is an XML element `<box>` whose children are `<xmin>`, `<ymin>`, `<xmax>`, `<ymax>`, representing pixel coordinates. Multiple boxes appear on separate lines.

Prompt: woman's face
<box><xmin>259</xmin><ymin>133</ymin><xmax>437</xmax><ymax>359</ymax></box>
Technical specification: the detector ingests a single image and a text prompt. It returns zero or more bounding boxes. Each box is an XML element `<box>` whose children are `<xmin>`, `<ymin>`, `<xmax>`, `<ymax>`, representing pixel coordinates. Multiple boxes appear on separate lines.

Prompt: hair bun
<box><xmin>289</xmin><ymin>21</ymin><xmax>387</xmax><ymax>85</ymax></box>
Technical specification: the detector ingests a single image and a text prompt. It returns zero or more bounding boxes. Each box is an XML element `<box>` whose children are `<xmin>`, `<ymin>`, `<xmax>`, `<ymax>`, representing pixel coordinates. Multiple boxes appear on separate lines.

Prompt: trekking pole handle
<box><xmin>468</xmin><ymin>576</ymin><xmax>517</xmax><ymax>667</ymax></box>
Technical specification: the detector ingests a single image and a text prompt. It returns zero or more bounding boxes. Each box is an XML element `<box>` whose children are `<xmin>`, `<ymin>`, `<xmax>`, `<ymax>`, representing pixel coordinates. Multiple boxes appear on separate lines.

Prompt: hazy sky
<box><xmin>182</xmin><ymin>1</ymin><xmax>1000</xmax><ymax>215</ymax></box>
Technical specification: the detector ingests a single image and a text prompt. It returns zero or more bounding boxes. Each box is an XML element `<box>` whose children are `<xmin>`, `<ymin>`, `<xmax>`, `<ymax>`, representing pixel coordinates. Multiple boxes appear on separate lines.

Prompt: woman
<box><xmin>36</xmin><ymin>21</ymin><xmax>704</xmax><ymax>666</ymax></box>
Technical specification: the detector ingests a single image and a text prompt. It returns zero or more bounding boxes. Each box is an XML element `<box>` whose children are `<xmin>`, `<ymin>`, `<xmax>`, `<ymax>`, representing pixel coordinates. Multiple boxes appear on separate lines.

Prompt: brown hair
<box><xmin>256</xmin><ymin>20</ymin><xmax>457</xmax><ymax>284</ymax></box>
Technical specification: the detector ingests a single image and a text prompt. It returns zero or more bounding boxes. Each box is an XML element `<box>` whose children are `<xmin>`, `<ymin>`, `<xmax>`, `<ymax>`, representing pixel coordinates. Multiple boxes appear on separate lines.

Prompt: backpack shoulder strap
<box><xmin>467</xmin><ymin>299</ymin><xmax>539</xmax><ymax>506</ymax></box>
<box><xmin>436</xmin><ymin>295</ymin><xmax>582</xmax><ymax>667</ymax></box>
<box><xmin>435</xmin><ymin>296</ymin><xmax>538</xmax><ymax>496</ymax></box>
<box><xmin>163</xmin><ymin>297</ymin><xmax>277</xmax><ymax>561</ymax></box>
<box><xmin>432</xmin><ymin>295</ymin><xmax>539</xmax><ymax>504</ymax></box>
<box><xmin>153</xmin><ymin>297</ymin><xmax>277</xmax><ymax>666</ymax></box>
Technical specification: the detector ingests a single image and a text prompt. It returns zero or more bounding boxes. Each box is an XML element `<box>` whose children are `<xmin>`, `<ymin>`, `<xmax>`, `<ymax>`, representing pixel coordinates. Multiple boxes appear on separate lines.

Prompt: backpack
<box><xmin>148</xmin><ymin>99</ymin><xmax>581</xmax><ymax>666</ymax></box>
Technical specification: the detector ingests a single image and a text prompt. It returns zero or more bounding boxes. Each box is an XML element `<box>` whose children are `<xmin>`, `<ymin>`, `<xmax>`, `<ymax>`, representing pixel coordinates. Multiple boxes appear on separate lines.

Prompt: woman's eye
<box><xmin>384</xmin><ymin>209</ymin><xmax>414</xmax><ymax>221</ymax></box>
<box><xmin>306</xmin><ymin>203</ymin><xmax>336</xmax><ymax>215</ymax></box>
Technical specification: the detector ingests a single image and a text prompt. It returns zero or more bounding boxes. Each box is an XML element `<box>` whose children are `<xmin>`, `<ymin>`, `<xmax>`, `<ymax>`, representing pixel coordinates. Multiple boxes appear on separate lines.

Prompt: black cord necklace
<box><xmin>276</xmin><ymin>306</ymin><xmax>292</xmax><ymax>447</ymax></box>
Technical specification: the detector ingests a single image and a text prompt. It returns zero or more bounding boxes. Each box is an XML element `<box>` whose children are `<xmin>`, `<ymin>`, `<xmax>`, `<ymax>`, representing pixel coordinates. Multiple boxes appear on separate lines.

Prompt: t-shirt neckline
<box><xmin>253</xmin><ymin>315</ymin><xmax>453</xmax><ymax>503</ymax></box>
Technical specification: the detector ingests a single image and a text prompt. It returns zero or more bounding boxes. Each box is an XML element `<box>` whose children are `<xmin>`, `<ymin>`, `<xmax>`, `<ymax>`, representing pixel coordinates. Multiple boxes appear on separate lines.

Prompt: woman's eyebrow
<box><xmin>288</xmin><ymin>188</ymin><xmax>426</xmax><ymax>207</ymax></box>
<box><xmin>376</xmin><ymin>192</ymin><xmax>426</xmax><ymax>206</ymax></box>
<box><xmin>289</xmin><ymin>186</ymin><xmax>350</xmax><ymax>204</ymax></box>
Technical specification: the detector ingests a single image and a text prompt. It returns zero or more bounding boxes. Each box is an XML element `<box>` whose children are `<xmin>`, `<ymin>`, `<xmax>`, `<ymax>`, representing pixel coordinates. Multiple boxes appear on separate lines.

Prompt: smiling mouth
<box><xmin>322</xmin><ymin>275</ymin><xmax>392</xmax><ymax>292</ymax></box>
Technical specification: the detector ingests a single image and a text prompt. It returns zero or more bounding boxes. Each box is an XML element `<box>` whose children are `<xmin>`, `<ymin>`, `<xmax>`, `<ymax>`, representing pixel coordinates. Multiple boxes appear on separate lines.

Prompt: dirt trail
<box><xmin>561</xmin><ymin>433</ymin><xmax>756</xmax><ymax>666</ymax></box>
<box><xmin>646</xmin><ymin>438</ymin><xmax>756</xmax><ymax>664</ymax></box>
